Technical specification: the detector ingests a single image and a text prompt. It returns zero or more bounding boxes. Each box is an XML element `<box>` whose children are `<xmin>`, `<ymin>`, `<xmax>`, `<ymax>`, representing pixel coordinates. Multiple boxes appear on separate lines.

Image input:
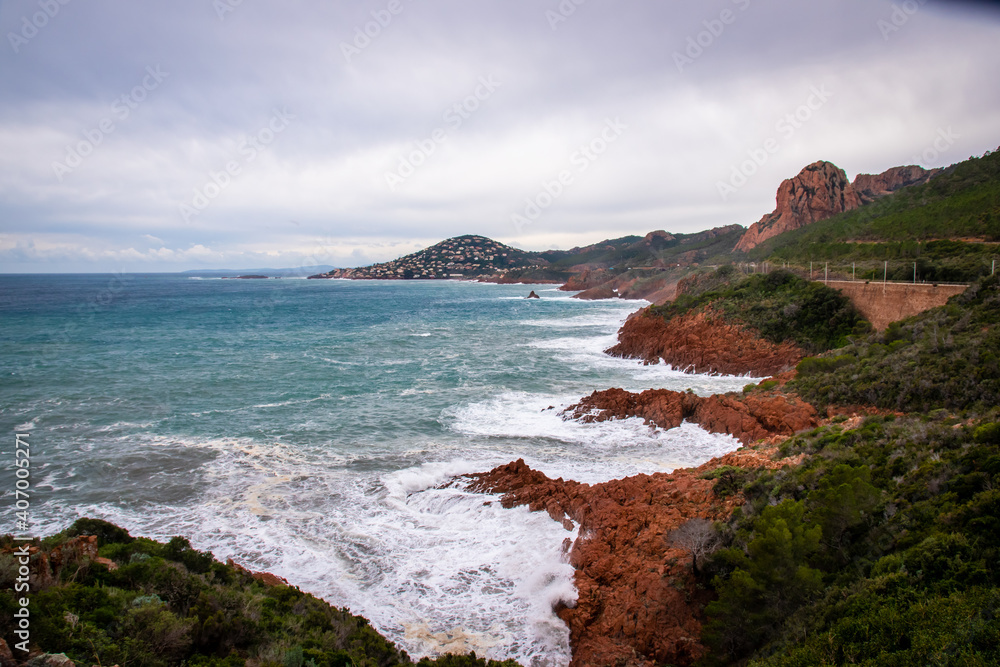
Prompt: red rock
<box><xmin>17</xmin><ymin>536</ymin><xmax>100</xmax><ymax>590</ymax></box>
<box><xmin>735</xmin><ymin>161</ymin><xmax>861</xmax><ymax>253</ymax></box>
<box><xmin>226</xmin><ymin>558</ymin><xmax>289</xmax><ymax>587</ymax></box>
<box><xmin>0</xmin><ymin>638</ymin><xmax>16</xmax><ymax>667</ymax></box>
<box><xmin>564</xmin><ymin>385</ymin><xmax>817</xmax><ymax>446</ymax></box>
<box><xmin>606</xmin><ymin>307</ymin><xmax>804</xmax><ymax>377</ymax></box>
<box><xmin>560</xmin><ymin>269</ymin><xmax>615</xmax><ymax>292</ymax></box>
<box><xmin>735</xmin><ymin>161</ymin><xmax>940</xmax><ymax>252</ymax></box>
<box><xmin>94</xmin><ymin>556</ymin><xmax>118</xmax><ymax>571</ymax></box>
<box><xmin>852</xmin><ymin>165</ymin><xmax>940</xmax><ymax>204</ymax></box>
<box><xmin>574</xmin><ymin>285</ymin><xmax>619</xmax><ymax>300</ymax></box>
<box><xmin>466</xmin><ymin>449</ymin><xmax>802</xmax><ymax>667</ymax></box>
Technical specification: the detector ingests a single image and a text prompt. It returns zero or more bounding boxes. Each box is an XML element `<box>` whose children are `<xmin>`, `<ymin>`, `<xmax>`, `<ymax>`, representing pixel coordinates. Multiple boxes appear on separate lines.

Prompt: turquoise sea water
<box><xmin>0</xmin><ymin>275</ymin><xmax>758</xmax><ymax>666</ymax></box>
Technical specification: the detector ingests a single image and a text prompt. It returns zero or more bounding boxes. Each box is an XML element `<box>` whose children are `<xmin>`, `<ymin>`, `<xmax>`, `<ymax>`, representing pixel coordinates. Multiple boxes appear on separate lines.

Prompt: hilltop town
<box><xmin>309</xmin><ymin>235</ymin><xmax>544</xmax><ymax>280</ymax></box>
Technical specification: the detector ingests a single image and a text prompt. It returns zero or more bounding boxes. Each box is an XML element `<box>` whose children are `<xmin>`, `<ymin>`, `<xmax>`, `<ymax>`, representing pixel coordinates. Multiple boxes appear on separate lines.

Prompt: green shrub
<box><xmin>793</xmin><ymin>274</ymin><xmax>1000</xmax><ymax>412</ymax></box>
<box><xmin>702</xmin><ymin>414</ymin><xmax>1000</xmax><ymax>666</ymax></box>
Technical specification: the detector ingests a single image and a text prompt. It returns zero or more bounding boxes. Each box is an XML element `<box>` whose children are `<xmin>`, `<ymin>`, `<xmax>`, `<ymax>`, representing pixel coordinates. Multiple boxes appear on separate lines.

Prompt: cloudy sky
<box><xmin>1</xmin><ymin>0</ymin><xmax>999</xmax><ymax>272</ymax></box>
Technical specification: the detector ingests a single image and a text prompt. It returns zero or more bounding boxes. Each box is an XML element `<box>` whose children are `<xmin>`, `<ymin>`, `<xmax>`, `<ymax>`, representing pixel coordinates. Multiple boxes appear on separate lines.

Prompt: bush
<box><xmin>0</xmin><ymin>525</ymin><xmax>422</xmax><ymax>667</ymax></box>
<box><xmin>794</xmin><ymin>274</ymin><xmax>1000</xmax><ymax>412</ymax></box>
<box><xmin>702</xmin><ymin>415</ymin><xmax>1000</xmax><ymax>666</ymax></box>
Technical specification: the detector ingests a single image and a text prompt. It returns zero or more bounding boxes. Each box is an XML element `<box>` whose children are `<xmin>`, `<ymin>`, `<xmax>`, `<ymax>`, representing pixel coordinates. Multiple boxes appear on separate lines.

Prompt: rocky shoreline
<box><xmin>456</xmin><ymin>298</ymin><xmax>833</xmax><ymax>666</ymax></box>
<box><xmin>464</xmin><ymin>439</ymin><xmax>807</xmax><ymax>667</ymax></box>
<box><xmin>605</xmin><ymin>307</ymin><xmax>805</xmax><ymax>376</ymax></box>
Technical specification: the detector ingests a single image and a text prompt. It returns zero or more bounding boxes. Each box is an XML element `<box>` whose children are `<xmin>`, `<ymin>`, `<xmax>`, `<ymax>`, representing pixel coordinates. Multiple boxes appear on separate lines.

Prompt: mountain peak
<box><xmin>735</xmin><ymin>160</ymin><xmax>939</xmax><ymax>252</ymax></box>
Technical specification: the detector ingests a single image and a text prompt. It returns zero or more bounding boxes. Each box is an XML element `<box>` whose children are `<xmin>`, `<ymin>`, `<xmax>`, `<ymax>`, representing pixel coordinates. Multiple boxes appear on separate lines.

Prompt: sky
<box><xmin>1</xmin><ymin>0</ymin><xmax>999</xmax><ymax>273</ymax></box>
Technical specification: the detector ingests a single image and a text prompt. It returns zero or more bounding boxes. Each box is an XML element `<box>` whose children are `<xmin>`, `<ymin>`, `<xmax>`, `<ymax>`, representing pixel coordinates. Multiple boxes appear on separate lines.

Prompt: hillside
<box><xmin>699</xmin><ymin>275</ymin><xmax>1000</xmax><ymax>665</ymax></box>
<box><xmin>501</xmin><ymin>226</ymin><xmax>746</xmax><ymax>301</ymax></box>
<box><xmin>747</xmin><ymin>148</ymin><xmax>1000</xmax><ymax>282</ymax></box>
<box><xmin>0</xmin><ymin>519</ymin><xmax>519</xmax><ymax>667</ymax></box>
<box><xmin>309</xmin><ymin>236</ymin><xmax>545</xmax><ymax>280</ymax></box>
<box><xmin>304</xmin><ymin>150</ymin><xmax>998</xmax><ymax>298</ymax></box>
<box><xmin>734</xmin><ymin>162</ymin><xmax>941</xmax><ymax>253</ymax></box>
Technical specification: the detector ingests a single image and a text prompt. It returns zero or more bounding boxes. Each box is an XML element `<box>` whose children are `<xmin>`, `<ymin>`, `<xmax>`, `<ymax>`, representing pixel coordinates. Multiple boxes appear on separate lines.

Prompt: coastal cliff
<box><xmin>0</xmin><ymin>522</ymin><xmax>519</xmax><ymax>667</ymax></box>
<box><xmin>465</xmin><ymin>274</ymin><xmax>999</xmax><ymax>667</ymax></box>
<box><xmin>605</xmin><ymin>308</ymin><xmax>804</xmax><ymax>376</ymax></box>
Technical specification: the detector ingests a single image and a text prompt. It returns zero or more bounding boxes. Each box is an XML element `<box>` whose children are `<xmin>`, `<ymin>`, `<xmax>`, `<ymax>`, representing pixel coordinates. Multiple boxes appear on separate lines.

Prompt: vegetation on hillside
<box><xmin>793</xmin><ymin>274</ymin><xmax>1000</xmax><ymax>413</ymax></box>
<box><xmin>699</xmin><ymin>271</ymin><xmax>1000</xmax><ymax>666</ymax></box>
<box><xmin>0</xmin><ymin>520</ymin><xmax>520</xmax><ymax>667</ymax></box>
<box><xmin>648</xmin><ymin>268</ymin><xmax>870</xmax><ymax>353</ymax></box>
<box><xmin>701</xmin><ymin>414</ymin><xmax>1000</xmax><ymax>666</ymax></box>
<box><xmin>748</xmin><ymin>149</ymin><xmax>1000</xmax><ymax>283</ymax></box>
<box><xmin>537</xmin><ymin>225</ymin><xmax>744</xmax><ymax>272</ymax></box>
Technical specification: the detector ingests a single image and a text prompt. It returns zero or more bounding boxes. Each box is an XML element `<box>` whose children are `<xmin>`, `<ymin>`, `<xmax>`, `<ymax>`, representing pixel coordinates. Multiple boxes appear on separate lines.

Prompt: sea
<box><xmin>0</xmin><ymin>274</ymin><xmax>758</xmax><ymax>666</ymax></box>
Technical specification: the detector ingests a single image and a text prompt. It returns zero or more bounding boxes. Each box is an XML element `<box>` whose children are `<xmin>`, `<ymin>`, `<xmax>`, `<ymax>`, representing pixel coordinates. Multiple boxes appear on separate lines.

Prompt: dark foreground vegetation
<box><xmin>0</xmin><ymin>521</ymin><xmax>519</xmax><ymax>667</ymax></box>
<box><xmin>702</xmin><ymin>414</ymin><xmax>1000</xmax><ymax>666</ymax></box>
<box><xmin>700</xmin><ymin>273</ymin><xmax>1000</xmax><ymax>666</ymax></box>
<box><xmin>649</xmin><ymin>268</ymin><xmax>870</xmax><ymax>353</ymax></box>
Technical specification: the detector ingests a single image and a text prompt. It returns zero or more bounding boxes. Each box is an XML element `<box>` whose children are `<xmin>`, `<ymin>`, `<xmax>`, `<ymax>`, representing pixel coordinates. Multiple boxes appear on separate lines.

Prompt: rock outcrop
<box><xmin>21</xmin><ymin>536</ymin><xmax>99</xmax><ymax>589</ymax></box>
<box><xmin>852</xmin><ymin>165</ymin><xmax>940</xmax><ymax>204</ymax></box>
<box><xmin>735</xmin><ymin>161</ymin><xmax>860</xmax><ymax>253</ymax></box>
<box><xmin>560</xmin><ymin>269</ymin><xmax>616</xmax><ymax>292</ymax></box>
<box><xmin>0</xmin><ymin>639</ymin><xmax>16</xmax><ymax>667</ymax></box>
<box><xmin>564</xmin><ymin>385</ymin><xmax>818</xmax><ymax>445</ymax></box>
<box><xmin>465</xmin><ymin>440</ymin><xmax>804</xmax><ymax>667</ymax></box>
<box><xmin>735</xmin><ymin>161</ymin><xmax>940</xmax><ymax>253</ymax></box>
<box><xmin>606</xmin><ymin>307</ymin><xmax>804</xmax><ymax>377</ymax></box>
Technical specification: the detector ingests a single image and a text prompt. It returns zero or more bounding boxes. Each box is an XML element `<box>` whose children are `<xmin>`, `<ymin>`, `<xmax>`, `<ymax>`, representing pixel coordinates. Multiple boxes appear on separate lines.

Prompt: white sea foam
<box><xmin>447</xmin><ymin>390</ymin><xmax>740</xmax><ymax>483</ymax></box>
<box><xmin>400</xmin><ymin>388</ymin><xmax>436</xmax><ymax>396</ymax></box>
<box><xmin>189</xmin><ymin>393</ymin><xmax>334</xmax><ymax>416</ymax></box>
<box><xmin>36</xmin><ymin>441</ymin><xmax>576</xmax><ymax>666</ymax></box>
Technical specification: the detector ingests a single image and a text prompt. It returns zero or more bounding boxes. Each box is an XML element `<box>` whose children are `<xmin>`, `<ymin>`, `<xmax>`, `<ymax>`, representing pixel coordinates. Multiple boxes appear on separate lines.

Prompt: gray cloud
<box><xmin>1</xmin><ymin>0</ymin><xmax>998</xmax><ymax>271</ymax></box>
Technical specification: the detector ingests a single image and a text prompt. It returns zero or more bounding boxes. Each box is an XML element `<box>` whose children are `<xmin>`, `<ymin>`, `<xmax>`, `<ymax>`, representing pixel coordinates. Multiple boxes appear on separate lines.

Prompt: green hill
<box><xmin>648</xmin><ymin>267</ymin><xmax>870</xmax><ymax>354</ymax></box>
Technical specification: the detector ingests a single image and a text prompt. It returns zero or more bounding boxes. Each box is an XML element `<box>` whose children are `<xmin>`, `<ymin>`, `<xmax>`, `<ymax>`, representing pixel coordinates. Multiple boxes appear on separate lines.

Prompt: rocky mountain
<box><xmin>734</xmin><ymin>161</ymin><xmax>940</xmax><ymax>252</ymax></box>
